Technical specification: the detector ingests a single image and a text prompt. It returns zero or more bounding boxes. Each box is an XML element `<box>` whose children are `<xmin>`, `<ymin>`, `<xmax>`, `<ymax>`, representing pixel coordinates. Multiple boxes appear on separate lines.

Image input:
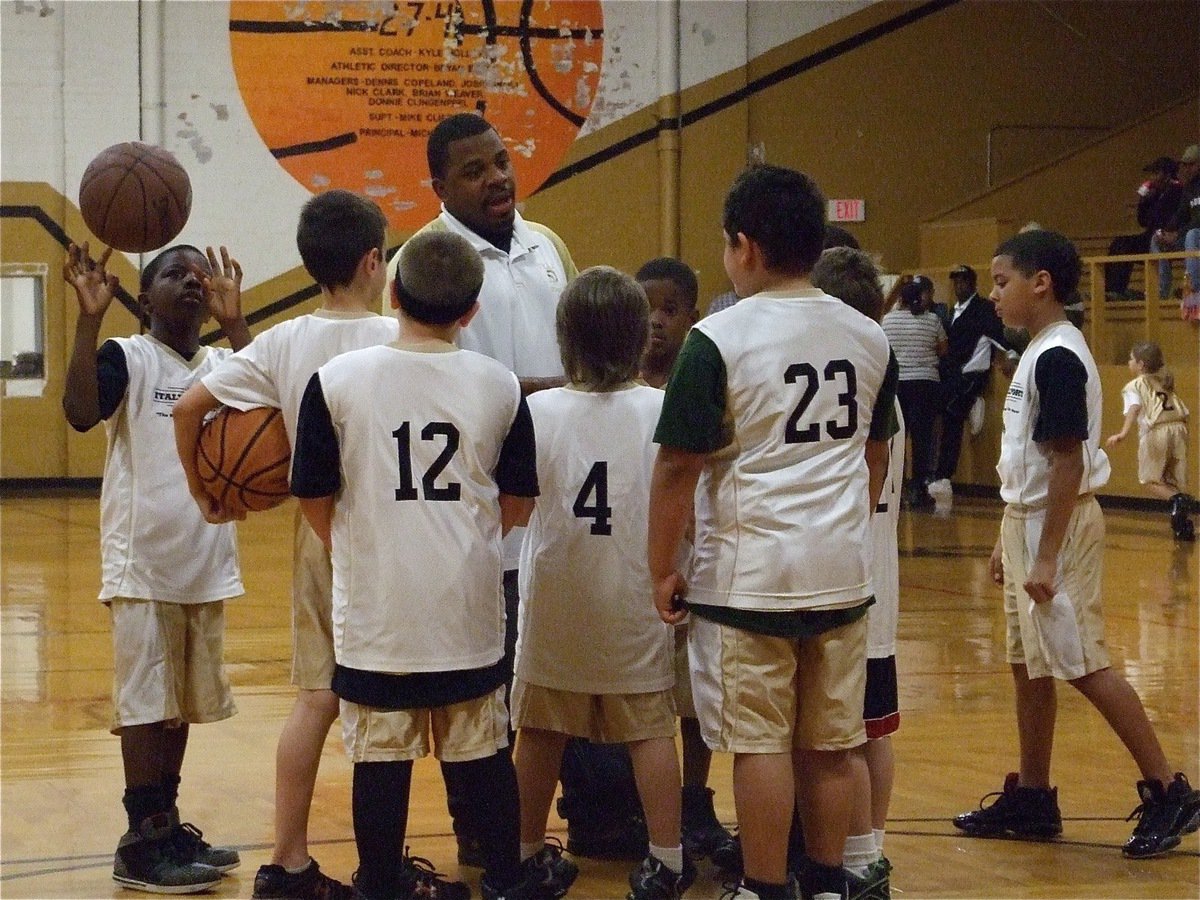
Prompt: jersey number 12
<box><xmin>393</xmin><ymin>421</ymin><xmax>461</xmax><ymax>501</ymax></box>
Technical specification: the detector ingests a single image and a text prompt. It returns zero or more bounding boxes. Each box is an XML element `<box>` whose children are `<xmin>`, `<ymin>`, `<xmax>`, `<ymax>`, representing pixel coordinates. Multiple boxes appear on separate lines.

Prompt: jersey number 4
<box><xmin>573</xmin><ymin>461</ymin><xmax>613</xmax><ymax>535</ymax></box>
<box><xmin>393</xmin><ymin>421</ymin><xmax>461</xmax><ymax>501</ymax></box>
<box><xmin>784</xmin><ymin>359</ymin><xmax>858</xmax><ymax>443</ymax></box>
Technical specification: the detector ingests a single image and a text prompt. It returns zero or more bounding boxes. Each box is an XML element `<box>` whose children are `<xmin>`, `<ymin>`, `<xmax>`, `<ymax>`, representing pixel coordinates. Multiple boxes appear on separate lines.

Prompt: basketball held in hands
<box><xmin>196</xmin><ymin>406</ymin><xmax>291</xmax><ymax>516</ymax></box>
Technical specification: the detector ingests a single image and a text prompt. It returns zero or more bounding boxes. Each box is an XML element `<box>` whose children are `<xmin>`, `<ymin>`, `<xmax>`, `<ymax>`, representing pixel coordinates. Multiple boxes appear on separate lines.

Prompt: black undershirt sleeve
<box><xmin>290</xmin><ymin>373</ymin><xmax>342</xmax><ymax>498</ymax></box>
<box><xmin>1032</xmin><ymin>346</ymin><xmax>1089</xmax><ymax>443</ymax></box>
<box><xmin>868</xmin><ymin>351</ymin><xmax>900</xmax><ymax>441</ymax></box>
<box><xmin>495</xmin><ymin>395</ymin><xmax>538</xmax><ymax>497</ymax></box>
<box><xmin>96</xmin><ymin>340</ymin><xmax>129</xmax><ymax>420</ymax></box>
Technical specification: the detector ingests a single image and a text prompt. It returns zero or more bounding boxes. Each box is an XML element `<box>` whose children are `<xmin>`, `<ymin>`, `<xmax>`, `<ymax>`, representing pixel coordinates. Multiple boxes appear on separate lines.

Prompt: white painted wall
<box><xmin>1</xmin><ymin>0</ymin><xmax>869</xmax><ymax>286</ymax></box>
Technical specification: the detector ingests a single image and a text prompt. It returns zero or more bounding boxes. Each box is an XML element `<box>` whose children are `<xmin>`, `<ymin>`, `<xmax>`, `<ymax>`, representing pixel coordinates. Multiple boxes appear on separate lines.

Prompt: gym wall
<box><xmin>2</xmin><ymin>0</ymin><xmax>1197</xmax><ymax>486</ymax></box>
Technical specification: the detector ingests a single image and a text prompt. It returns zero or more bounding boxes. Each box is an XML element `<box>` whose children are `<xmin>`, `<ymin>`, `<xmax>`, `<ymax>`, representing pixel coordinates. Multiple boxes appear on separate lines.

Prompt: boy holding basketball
<box><xmin>647</xmin><ymin>165</ymin><xmax>896</xmax><ymax>900</ymax></box>
<box><xmin>62</xmin><ymin>240</ymin><xmax>250</xmax><ymax>894</ymax></box>
<box><xmin>174</xmin><ymin>190</ymin><xmax>407</xmax><ymax>900</ymax></box>
<box><xmin>953</xmin><ymin>229</ymin><xmax>1200</xmax><ymax>859</ymax></box>
<box><xmin>291</xmin><ymin>231</ymin><xmax>541</xmax><ymax>900</ymax></box>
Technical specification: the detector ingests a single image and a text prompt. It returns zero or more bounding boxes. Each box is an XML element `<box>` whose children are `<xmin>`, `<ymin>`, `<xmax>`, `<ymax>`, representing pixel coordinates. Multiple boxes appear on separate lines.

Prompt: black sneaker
<box><xmin>1123</xmin><ymin>773</ymin><xmax>1200</xmax><ymax>858</ymax></box>
<box><xmin>457</xmin><ymin>834</ymin><xmax>486</xmax><ymax>868</ymax></box>
<box><xmin>1169</xmin><ymin>494</ymin><xmax>1196</xmax><ymax>540</ymax></box>
<box><xmin>681</xmin><ymin>787</ymin><xmax>741</xmax><ymax>875</ymax></box>
<box><xmin>521</xmin><ymin>838</ymin><xmax>578</xmax><ymax>899</ymax></box>
<box><xmin>626</xmin><ymin>854</ymin><xmax>696</xmax><ymax>900</ymax></box>
<box><xmin>400</xmin><ymin>851</ymin><xmax>471</xmax><ymax>900</ymax></box>
<box><xmin>253</xmin><ymin>860</ymin><xmax>353</xmax><ymax>900</ymax></box>
<box><xmin>565</xmin><ymin>815</ymin><xmax>648</xmax><ymax>860</ymax></box>
<box><xmin>479</xmin><ymin>871</ymin><xmax>546</xmax><ymax>900</ymax></box>
<box><xmin>167</xmin><ymin>809</ymin><xmax>239</xmax><ymax>873</ymax></box>
<box><xmin>845</xmin><ymin>857</ymin><xmax>890</xmax><ymax>900</ymax></box>
<box><xmin>113</xmin><ymin>812</ymin><xmax>223</xmax><ymax>895</ymax></box>
<box><xmin>952</xmin><ymin>773</ymin><xmax>1062</xmax><ymax>839</ymax></box>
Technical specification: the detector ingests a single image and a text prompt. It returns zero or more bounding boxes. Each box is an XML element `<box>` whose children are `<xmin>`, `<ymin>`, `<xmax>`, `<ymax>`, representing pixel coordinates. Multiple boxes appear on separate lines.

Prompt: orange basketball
<box><xmin>79</xmin><ymin>141</ymin><xmax>192</xmax><ymax>252</ymax></box>
<box><xmin>196</xmin><ymin>407</ymin><xmax>291</xmax><ymax>515</ymax></box>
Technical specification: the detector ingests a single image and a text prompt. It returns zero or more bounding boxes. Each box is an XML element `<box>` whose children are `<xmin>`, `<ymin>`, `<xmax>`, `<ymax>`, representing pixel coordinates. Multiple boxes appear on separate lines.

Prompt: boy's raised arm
<box><xmin>62</xmin><ymin>243</ymin><xmax>118</xmax><ymax>431</ymax></box>
<box><xmin>202</xmin><ymin>246</ymin><xmax>251</xmax><ymax>351</ymax></box>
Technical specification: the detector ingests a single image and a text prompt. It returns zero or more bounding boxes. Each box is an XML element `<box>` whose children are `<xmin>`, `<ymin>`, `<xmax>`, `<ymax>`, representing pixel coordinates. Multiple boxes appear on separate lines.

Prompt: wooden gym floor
<box><xmin>1</xmin><ymin>493</ymin><xmax>1197</xmax><ymax>899</ymax></box>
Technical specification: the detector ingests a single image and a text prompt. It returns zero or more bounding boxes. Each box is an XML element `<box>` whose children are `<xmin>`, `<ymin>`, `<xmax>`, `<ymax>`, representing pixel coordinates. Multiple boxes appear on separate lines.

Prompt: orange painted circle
<box><xmin>229</xmin><ymin>1</ymin><xmax>604</xmax><ymax>231</ymax></box>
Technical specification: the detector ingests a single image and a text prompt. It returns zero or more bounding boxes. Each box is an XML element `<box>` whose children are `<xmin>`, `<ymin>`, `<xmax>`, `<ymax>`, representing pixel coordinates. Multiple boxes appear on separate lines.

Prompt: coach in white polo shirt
<box><xmin>386</xmin><ymin>113</ymin><xmax>576</xmax><ymax>391</ymax></box>
<box><xmin>384</xmin><ymin>112</ymin><xmax>577</xmax><ymax>866</ymax></box>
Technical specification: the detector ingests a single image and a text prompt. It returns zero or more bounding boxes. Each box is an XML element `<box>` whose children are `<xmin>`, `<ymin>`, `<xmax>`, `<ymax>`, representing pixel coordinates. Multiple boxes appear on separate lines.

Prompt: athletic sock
<box><xmin>284</xmin><ymin>858</ymin><xmax>314</xmax><ymax>876</ymax></box>
<box><xmin>442</xmin><ymin>749</ymin><xmax>522</xmax><ymax>889</ymax></box>
<box><xmin>122</xmin><ymin>785</ymin><xmax>167</xmax><ymax>831</ymax></box>
<box><xmin>873</xmin><ymin>828</ymin><xmax>885</xmax><ymax>855</ymax></box>
<box><xmin>162</xmin><ymin>774</ymin><xmax>182</xmax><ymax>810</ymax></box>
<box><xmin>352</xmin><ymin>760</ymin><xmax>414</xmax><ymax>900</ymax></box>
<box><xmin>842</xmin><ymin>832</ymin><xmax>879</xmax><ymax>876</ymax></box>
<box><xmin>649</xmin><ymin>842</ymin><xmax>683</xmax><ymax>874</ymax></box>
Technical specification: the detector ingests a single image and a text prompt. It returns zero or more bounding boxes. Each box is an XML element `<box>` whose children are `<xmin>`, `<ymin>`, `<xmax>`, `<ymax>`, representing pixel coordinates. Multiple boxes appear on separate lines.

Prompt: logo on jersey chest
<box><xmin>1003</xmin><ymin>381</ymin><xmax>1025</xmax><ymax>418</ymax></box>
<box><xmin>152</xmin><ymin>385</ymin><xmax>186</xmax><ymax>418</ymax></box>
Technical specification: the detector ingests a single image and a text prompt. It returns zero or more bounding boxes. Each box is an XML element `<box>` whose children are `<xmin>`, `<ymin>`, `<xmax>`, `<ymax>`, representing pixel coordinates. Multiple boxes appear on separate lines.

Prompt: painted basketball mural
<box><xmin>229</xmin><ymin>1</ymin><xmax>604</xmax><ymax>230</ymax></box>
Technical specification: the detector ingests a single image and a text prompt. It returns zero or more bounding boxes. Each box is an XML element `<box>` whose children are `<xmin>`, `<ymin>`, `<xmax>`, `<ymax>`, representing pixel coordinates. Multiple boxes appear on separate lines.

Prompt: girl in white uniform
<box><xmin>513</xmin><ymin>266</ymin><xmax>689</xmax><ymax>900</ymax></box>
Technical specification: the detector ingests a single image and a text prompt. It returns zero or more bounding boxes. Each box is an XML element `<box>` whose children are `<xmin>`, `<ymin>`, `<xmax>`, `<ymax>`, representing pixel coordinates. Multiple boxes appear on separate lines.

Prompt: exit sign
<box><xmin>828</xmin><ymin>199</ymin><xmax>865</xmax><ymax>222</ymax></box>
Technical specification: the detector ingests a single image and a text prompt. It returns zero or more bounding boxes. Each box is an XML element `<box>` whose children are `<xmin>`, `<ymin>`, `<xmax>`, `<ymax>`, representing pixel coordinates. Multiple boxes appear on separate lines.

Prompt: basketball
<box><xmin>195</xmin><ymin>406</ymin><xmax>291</xmax><ymax>516</ymax></box>
<box><xmin>78</xmin><ymin>141</ymin><xmax>192</xmax><ymax>253</ymax></box>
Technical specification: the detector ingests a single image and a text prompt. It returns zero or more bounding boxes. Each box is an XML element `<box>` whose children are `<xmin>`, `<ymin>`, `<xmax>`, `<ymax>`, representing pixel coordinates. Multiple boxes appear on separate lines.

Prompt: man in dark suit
<box><xmin>928</xmin><ymin>264</ymin><xmax>1015</xmax><ymax>502</ymax></box>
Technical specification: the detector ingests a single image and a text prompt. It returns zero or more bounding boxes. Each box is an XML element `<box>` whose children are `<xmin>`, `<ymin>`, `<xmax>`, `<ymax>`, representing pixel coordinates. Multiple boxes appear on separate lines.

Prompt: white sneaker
<box><xmin>927</xmin><ymin>478</ymin><xmax>953</xmax><ymax>500</ymax></box>
<box><xmin>968</xmin><ymin>395</ymin><xmax>986</xmax><ymax>436</ymax></box>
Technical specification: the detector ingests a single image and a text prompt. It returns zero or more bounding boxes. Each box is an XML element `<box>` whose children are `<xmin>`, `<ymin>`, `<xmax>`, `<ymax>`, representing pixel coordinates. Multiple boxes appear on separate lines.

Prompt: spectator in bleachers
<box><xmin>1109</xmin><ymin>156</ymin><xmax>1181</xmax><ymax>301</ymax></box>
<box><xmin>1157</xmin><ymin>144</ymin><xmax>1200</xmax><ymax>317</ymax></box>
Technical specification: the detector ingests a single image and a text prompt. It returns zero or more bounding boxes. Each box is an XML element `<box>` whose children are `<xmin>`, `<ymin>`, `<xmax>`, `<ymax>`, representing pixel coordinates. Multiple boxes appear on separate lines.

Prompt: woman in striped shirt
<box><xmin>881</xmin><ymin>276</ymin><xmax>947</xmax><ymax>508</ymax></box>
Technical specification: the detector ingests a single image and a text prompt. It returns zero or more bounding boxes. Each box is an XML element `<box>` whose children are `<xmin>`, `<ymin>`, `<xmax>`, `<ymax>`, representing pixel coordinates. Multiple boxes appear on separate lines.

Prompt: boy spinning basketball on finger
<box><xmin>64</xmin><ymin>241</ymin><xmax>250</xmax><ymax>895</ymax></box>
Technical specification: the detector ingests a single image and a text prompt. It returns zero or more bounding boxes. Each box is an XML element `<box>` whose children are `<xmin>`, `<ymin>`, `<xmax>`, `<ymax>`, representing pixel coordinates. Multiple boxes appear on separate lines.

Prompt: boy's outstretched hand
<box><xmin>201</xmin><ymin>246</ymin><xmax>243</xmax><ymax>325</ymax></box>
<box><xmin>63</xmin><ymin>242</ymin><xmax>119</xmax><ymax>317</ymax></box>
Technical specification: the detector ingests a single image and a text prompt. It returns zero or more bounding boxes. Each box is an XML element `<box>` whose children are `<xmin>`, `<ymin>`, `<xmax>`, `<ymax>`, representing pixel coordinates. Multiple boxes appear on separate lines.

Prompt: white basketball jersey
<box><xmin>517</xmin><ymin>385</ymin><xmax>673</xmax><ymax>694</ymax></box>
<box><xmin>100</xmin><ymin>335</ymin><xmax>243</xmax><ymax>603</ymax></box>
<box><xmin>690</xmin><ymin>289</ymin><xmax>891</xmax><ymax>611</ymax></box>
<box><xmin>387</xmin><ymin>211</ymin><xmax>569</xmax><ymax>379</ymax></box>
<box><xmin>203</xmin><ymin>310</ymin><xmax>399</xmax><ymax>457</ymax></box>
<box><xmin>317</xmin><ymin>344</ymin><xmax>521</xmax><ymax>673</ymax></box>
<box><xmin>998</xmin><ymin>321</ymin><xmax>1110</xmax><ymax>507</ymax></box>
<box><xmin>867</xmin><ymin>401</ymin><xmax>904</xmax><ymax>658</ymax></box>
<box><xmin>388</xmin><ymin>211</ymin><xmax>573</xmax><ymax>571</ymax></box>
